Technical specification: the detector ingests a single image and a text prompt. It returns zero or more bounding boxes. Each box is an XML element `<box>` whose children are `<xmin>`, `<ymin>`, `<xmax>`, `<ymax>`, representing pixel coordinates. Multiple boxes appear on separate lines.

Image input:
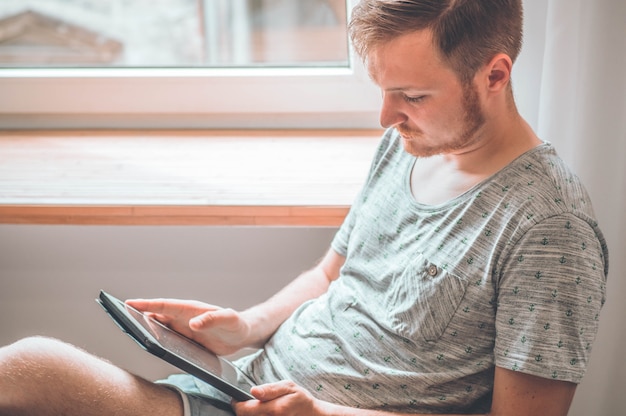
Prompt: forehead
<box><xmin>367</xmin><ymin>29</ymin><xmax>458</xmax><ymax>89</ymax></box>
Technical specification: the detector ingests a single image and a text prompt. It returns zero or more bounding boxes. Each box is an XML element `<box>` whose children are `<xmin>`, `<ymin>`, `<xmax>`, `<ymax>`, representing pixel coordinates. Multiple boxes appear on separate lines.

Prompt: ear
<box><xmin>484</xmin><ymin>53</ymin><xmax>513</xmax><ymax>93</ymax></box>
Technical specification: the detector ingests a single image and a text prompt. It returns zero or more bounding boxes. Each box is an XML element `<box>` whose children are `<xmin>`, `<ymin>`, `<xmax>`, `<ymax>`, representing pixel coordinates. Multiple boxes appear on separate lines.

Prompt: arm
<box><xmin>127</xmin><ymin>248</ymin><xmax>345</xmax><ymax>355</ymax></box>
<box><xmin>488</xmin><ymin>366</ymin><xmax>576</xmax><ymax>415</ymax></box>
<box><xmin>233</xmin><ymin>366</ymin><xmax>577</xmax><ymax>416</ymax></box>
<box><xmin>238</xmin><ymin>247</ymin><xmax>345</xmax><ymax>349</ymax></box>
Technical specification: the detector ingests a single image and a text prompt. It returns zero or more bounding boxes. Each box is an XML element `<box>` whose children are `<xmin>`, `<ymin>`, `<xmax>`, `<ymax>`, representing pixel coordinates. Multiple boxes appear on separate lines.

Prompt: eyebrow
<box><xmin>367</xmin><ymin>65</ymin><xmax>433</xmax><ymax>92</ymax></box>
<box><xmin>385</xmin><ymin>86</ymin><xmax>431</xmax><ymax>93</ymax></box>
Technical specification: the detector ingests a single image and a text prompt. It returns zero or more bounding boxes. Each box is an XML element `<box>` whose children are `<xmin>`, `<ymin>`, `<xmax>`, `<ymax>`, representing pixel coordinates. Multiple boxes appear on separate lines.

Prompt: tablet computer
<box><xmin>96</xmin><ymin>290</ymin><xmax>256</xmax><ymax>401</ymax></box>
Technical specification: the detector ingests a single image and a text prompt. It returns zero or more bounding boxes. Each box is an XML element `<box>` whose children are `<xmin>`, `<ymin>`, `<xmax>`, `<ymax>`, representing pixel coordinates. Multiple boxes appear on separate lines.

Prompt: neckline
<box><xmin>401</xmin><ymin>141</ymin><xmax>552</xmax><ymax>211</ymax></box>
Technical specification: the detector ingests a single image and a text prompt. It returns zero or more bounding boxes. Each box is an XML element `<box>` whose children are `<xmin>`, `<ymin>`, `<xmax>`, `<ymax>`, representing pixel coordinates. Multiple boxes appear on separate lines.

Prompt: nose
<box><xmin>379</xmin><ymin>92</ymin><xmax>408</xmax><ymax>128</ymax></box>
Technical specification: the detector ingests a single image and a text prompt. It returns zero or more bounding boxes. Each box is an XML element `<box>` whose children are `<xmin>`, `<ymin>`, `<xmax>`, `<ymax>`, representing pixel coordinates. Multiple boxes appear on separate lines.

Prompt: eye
<box><xmin>403</xmin><ymin>94</ymin><xmax>426</xmax><ymax>104</ymax></box>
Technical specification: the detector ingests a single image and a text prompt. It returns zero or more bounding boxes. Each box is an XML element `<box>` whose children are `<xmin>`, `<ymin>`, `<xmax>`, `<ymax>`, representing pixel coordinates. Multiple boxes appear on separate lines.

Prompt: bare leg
<box><xmin>0</xmin><ymin>336</ymin><xmax>183</xmax><ymax>416</ymax></box>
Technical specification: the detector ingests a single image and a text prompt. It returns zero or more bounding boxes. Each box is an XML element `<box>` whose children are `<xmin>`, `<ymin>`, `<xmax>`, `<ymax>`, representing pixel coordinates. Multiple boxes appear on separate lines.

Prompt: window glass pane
<box><xmin>0</xmin><ymin>0</ymin><xmax>349</xmax><ymax>68</ymax></box>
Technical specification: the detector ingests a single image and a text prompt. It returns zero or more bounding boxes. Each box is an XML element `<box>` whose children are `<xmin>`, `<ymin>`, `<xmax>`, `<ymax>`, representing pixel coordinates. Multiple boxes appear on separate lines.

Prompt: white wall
<box><xmin>0</xmin><ymin>225</ymin><xmax>336</xmax><ymax>381</ymax></box>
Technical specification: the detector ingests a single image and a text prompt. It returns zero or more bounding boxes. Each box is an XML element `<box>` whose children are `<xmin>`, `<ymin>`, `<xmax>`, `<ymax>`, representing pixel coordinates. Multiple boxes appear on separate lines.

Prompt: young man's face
<box><xmin>367</xmin><ymin>29</ymin><xmax>486</xmax><ymax>158</ymax></box>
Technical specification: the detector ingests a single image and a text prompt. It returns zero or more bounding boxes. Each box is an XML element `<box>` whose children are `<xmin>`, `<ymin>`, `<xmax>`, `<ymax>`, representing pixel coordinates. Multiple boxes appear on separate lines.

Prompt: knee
<box><xmin>0</xmin><ymin>337</ymin><xmax>66</xmax><ymax>409</ymax></box>
<box><xmin>0</xmin><ymin>336</ymin><xmax>79</xmax><ymax>392</ymax></box>
<box><xmin>1</xmin><ymin>336</ymin><xmax>71</xmax><ymax>364</ymax></box>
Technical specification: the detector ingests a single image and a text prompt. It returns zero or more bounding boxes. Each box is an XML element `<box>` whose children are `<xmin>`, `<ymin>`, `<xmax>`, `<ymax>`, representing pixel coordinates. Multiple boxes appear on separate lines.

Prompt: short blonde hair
<box><xmin>349</xmin><ymin>0</ymin><xmax>523</xmax><ymax>84</ymax></box>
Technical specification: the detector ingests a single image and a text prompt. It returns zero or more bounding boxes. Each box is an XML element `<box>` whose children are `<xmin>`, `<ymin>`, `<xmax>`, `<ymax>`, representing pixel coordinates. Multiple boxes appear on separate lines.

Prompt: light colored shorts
<box><xmin>158</xmin><ymin>374</ymin><xmax>236</xmax><ymax>416</ymax></box>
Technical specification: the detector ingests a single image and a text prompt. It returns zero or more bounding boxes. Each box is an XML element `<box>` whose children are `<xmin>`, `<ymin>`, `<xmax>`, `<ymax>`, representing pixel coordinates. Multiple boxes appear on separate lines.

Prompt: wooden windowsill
<box><xmin>0</xmin><ymin>130</ymin><xmax>381</xmax><ymax>226</ymax></box>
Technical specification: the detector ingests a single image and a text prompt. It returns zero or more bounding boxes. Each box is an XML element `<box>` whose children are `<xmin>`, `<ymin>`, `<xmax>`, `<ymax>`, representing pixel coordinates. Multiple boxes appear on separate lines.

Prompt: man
<box><xmin>0</xmin><ymin>1</ymin><xmax>608</xmax><ymax>415</ymax></box>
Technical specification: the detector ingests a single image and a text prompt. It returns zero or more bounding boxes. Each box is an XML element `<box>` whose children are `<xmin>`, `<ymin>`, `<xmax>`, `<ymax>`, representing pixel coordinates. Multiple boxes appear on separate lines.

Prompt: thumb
<box><xmin>189</xmin><ymin>311</ymin><xmax>213</xmax><ymax>330</ymax></box>
<box><xmin>189</xmin><ymin>308</ymin><xmax>234</xmax><ymax>330</ymax></box>
<box><xmin>189</xmin><ymin>308</ymin><xmax>241</xmax><ymax>331</ymax></box>
<box><xmin>251</xmin><ymin>381</ymin><xmax>297</xmax><ymax>401</ymax></box>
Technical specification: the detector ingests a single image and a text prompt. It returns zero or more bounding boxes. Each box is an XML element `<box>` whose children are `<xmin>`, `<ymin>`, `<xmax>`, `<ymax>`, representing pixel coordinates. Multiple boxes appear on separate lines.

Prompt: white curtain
<box><xmin>517</xmin><ymin>1</ymin><xmax>626</xmax><ymax>414</ymax></box>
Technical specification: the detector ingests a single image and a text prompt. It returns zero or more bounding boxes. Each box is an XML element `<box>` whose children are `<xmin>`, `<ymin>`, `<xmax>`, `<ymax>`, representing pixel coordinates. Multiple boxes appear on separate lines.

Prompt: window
<box><xmin>0</xmin><ymin>0</ymin><xmax>381</xmax><ymax>129</ymax></box>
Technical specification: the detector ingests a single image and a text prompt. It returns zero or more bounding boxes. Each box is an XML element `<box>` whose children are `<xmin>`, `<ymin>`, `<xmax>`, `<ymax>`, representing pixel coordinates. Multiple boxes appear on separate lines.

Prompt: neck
<box><xmin>409</xmin><ymin>110</ymin><xmax>541</xmax><ymax>206</ymax></box>
<box><xmin>445</xmin><ymin>102</ymin><xmax>541</xmax><ymax>176</ymax></box>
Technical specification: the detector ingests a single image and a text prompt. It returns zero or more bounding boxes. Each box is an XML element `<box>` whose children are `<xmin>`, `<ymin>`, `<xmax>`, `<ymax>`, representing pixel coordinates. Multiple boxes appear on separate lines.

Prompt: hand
<box><xmin>233</xmin><ymin>381</ymin><xmax>325</xmax><ymax>416</ymax></box>
<box><xmin>125</xmin><ymin>298</ymin><xmax>251</xmax><ymax>356</ymax></box>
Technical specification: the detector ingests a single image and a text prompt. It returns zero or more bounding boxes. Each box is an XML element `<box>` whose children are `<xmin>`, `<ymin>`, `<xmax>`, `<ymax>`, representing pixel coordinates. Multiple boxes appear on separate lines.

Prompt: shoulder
<box><xmin>361</xmin><ymin>128</ymin><xmax>410</xmax><ymax>186</ymax></box>
<box><xmin>492</xmin><ymin>143</ymin><xmax>604</xmax><ymax>237</ymax></box>
<box><xmin>523</xmin><ymin>144</ymin><xmax>607</xmax><ymax>257</ymax></box>
<box><xmin>482</xmin><ymin>143</ymin><xmax>609</xmax><ymax>277</ymax></box>
<box><xmin>522</xmin><ymin>143</ymin><xmax>594</xmax><ymax>216</ymax></box>
<box><xmin>372</xmin><ymin>128</ymin><xmax>403</xmax><ymax>164</ymax></box>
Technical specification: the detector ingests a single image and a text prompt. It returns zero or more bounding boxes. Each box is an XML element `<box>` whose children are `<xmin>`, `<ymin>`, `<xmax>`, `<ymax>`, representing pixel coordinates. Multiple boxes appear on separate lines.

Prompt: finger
<box><xmin>231</xmin><ymin>399</ymin><xmax>259</xmax><ymax>416</ymax></box>
<box><xmin>125</xmin><ymin>298</ymin><xmax>183</xmax><ymax>314</ymax></box>
<box><xmin>126</xmin><ymin>298</ymin><xmax>216</xmax><ymax>317</ymax></box>
<box><xmin>250</xmin><ymin>381</ymin><xmax>297</xmax><ymax>401</ymax></box>
<box><xmin>189</xmin><ymin>308</ymin><xmax>238</xmax><ymax>330</ymax></box>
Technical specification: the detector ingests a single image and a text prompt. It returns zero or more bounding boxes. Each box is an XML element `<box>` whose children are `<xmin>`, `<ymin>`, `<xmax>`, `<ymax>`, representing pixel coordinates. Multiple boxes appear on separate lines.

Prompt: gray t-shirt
<box><xmin>236</xmin><ymin>129</ymin><xmax>609</xmax><ymax>413</ymax></box>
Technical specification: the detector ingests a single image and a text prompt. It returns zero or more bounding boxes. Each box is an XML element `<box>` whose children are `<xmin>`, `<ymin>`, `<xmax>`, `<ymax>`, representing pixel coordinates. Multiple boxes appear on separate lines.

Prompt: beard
<box><xmin>397</xmin><ymin>83</ymin><xmax>486</xmax><ymax>157</ymax></box>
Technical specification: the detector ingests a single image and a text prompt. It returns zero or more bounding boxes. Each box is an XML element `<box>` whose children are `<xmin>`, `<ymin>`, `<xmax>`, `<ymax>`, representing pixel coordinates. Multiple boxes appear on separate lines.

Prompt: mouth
<box><xmin>396</xmin><ymin>127</ymin><xmax>421</xmax><ymax>141</ymax></box>
<box><xmin>399</xmin><ymin>134</ymin><xmax>413</xmax><ymax>143</ymax></box>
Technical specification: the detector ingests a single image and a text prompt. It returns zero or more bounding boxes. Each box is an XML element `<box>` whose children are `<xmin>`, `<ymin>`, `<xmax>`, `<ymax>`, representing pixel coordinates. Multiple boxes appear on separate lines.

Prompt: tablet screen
<box><xmin>98</xmin><ymin>291</ymin><xmax>256</xmax><ymax>400</ymax></box>
<box><xmin>125</xmin><ymin>302</ymin><xmax>235</xmax><ymax>378</ymax></box>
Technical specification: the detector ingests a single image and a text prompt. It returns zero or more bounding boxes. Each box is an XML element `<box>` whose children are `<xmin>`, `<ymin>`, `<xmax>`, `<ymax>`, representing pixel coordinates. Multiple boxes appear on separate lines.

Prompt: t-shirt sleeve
<box><xmin>494</xmin><ymin>213</ymin><xmax>607</xmax><ymax>383</ymax></box>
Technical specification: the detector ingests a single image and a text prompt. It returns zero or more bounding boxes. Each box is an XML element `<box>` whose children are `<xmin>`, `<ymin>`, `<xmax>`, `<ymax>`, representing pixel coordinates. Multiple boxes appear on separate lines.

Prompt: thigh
<box><xmin>0</xmin><ymin>336</ymin><xmax>183</xmax><ymax>416</ymax></box>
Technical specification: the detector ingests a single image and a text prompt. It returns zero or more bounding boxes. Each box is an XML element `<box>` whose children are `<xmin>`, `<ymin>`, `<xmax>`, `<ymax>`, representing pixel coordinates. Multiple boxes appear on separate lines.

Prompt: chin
<box><xmin>400</xmin><ymin>137</ymin><xmax>441</xmax><ymax>158</ymax></box>
<box><xmin>398</xmin><ymin>129</ymin><xmax>434</xmax><ymax>156</ymax></box>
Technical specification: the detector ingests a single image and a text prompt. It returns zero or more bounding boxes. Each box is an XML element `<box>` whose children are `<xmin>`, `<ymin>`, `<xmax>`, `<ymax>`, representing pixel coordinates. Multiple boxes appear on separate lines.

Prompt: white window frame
<box><xmin>0</xmin><ymin>1</ymin><xmax>382</xmax><ymax>130</ymax></box>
